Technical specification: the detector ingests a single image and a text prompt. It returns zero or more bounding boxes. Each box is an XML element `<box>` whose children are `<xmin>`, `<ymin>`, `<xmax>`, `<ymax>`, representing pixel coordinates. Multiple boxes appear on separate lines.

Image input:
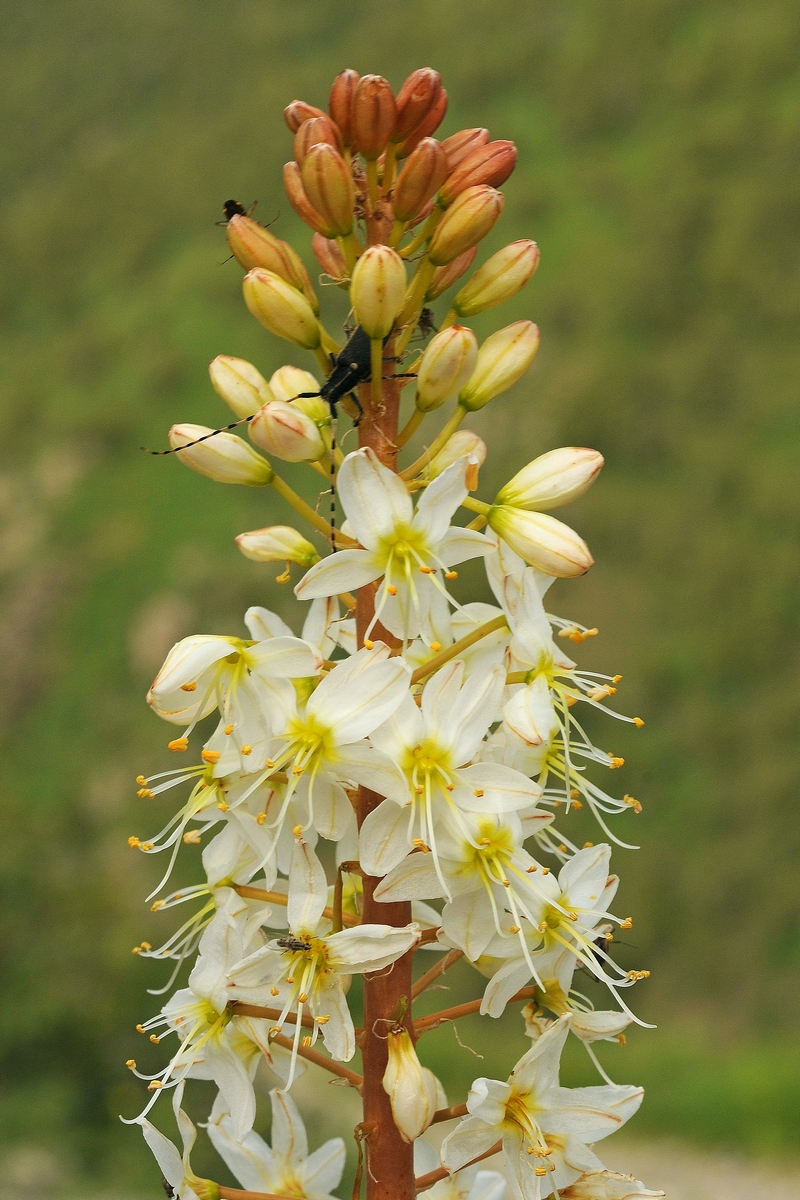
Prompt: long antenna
<box><xmin>329</xmin><ymin>410</ymin><xmax>338</xmax><ymax>553</ymax></box>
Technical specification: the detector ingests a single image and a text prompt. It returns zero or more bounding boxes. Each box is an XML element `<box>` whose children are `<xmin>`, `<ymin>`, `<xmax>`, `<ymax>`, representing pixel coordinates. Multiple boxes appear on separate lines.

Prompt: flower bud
<box><xmin>496</xmin><ymin>447</ymin><xmax>604</xmax><ymax>511</ymax></box>
<box><xmin>312</xmin><ymin>233</ymin><xmax>348</xmax><ymax>281</ymax></box>
<box><xmin>209</xmin><ymin>355</ymin><xmax>274</xmax><ymax>419</ymax></box>
<box><xmin>396</xmin><ymin>88</ymin><xmax>448</xmax><ymax>159</ymax></box>
<box><xmin>439</xmin><ymin>140</ymin><xmax>518</xmax><ymax>207</ymax></box>
<box><xmin>393</xmin><ymin>138</ymin><xmax>448</xmax><ymax>223</ymax></box>
<box><xmin>225</xmin><ymin>215</ymin><xmax>318</xmax><ymax>310</ymax></box>
<box><xmin>169</xmin><ymin>424</ymin><xmax>273</xmax><ymax>486</ymax></box>
<box><xmin>269</xmin><ymin>365</ymin><xmax>321</xmax><ymax>404</ymax></box>
<box><xmin>249</xmin><ymin>400</ymin><xmax>325</xmax><ymax>462</ymax></box>
<box><xmin>294</xmin><ymin>115</ymin><xmax>342</xmax><ymax>164</ymax></box>
<box><xmin>284</xmin><ymin>99</ymin><xmax>327</xmax><ymax>133</ymax></box>
<box><xmin>382</xmin><ymin>1025</ymin><xmax>439</xmax><ymax>1142</ymax></box>
<box><xmin>236</xmin><ymin>525</ymin><xmax>320</xmax><ymax>567</ymax></box>
<box><xmin>350</xmin><ymin>245</ymin><xmax>407</xmax><ymax>339</ymax></box>
<box><xmin>283</xmin><ymin>160</ymin><xmax>335</xmax><ymax>237</ymax></box>
<box><xmin>426</xmin><ymin>247</ymin><xmax>478</xmax><ymax>300</ymax></box>
<box><xmin>428</xmin><ymin>185</ymin><xmax>504</xmax><ymax>266</ymax></box>
<box><xmin>243</xmin><ymin>269</ymin><xmax>321</xmax><ymax>350</ymax></box>
<box><xmin>452</xmin><ymin>240</ymin><xmax>539</xmax><ymax>317</ymax></box>
<box><xmin>487</xmin><ymin>506</ymin><xmax>593</xmax><ymax>577</ymax></box>
<box><xmin>301</xmin><ymin>143</ymin><xmax>355</xmax><ymax>238</ymax></box>
<box><xmin>351</xmin><ymin>74</ymin><xmax>397</xmax><ymax>160</ymax></box>
<box><xmin>425</xmin><ymin>431</ymin><xmax>486</xmax><ymax>489</ymax></box>
<box><xmin>415</xmin><ymin>325</ymin><xmax>478</xmax><ymax>412</ymax></box>
<box><xmin>442</xmin><ymin>127</ymin><xmax>490</xmax><ymax>172</ymax></box>
<box><xmin>393</xmin><ymin>68</ymin><xmax>443</xmax><ymax>142</ymax></box>
<box><xmin>292</xmin><ymin>393</ymin><xmax>330</xmax><ymax>425</ymax></box>
<box><xmin>328</xmin><ymin>68</ymin><xmax>360</xmax><ymax>146</ymax></box>
<box><xmin>459</xmin><ymin>320</ymin><xmax>539</xmax><ymax>411</ymax></box>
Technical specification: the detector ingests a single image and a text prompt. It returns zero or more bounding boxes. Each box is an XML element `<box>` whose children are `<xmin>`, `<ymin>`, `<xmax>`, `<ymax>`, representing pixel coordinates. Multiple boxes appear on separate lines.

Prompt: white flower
<box><xmin>559</xmin><ymin>1173</ymin><xmax>664</xmax><ymax>1199</ymax></box>
<box><xmin>295</xmin><ymin>448</ymin><xmax>491</xmax><ymax>642</ymax></box>
<box><xmin>137</xmin><ymin>1082</ymin><xmax>204</xmax><ymax>1200</ymax></box>
<box><xmin>441</xmin><ymin>1016</ymin><xmax>643</xmax><ymax>1200</ymax></box>
<box><xmin>415</xmin><ymin>1138</ymin><xmax>506</xmax><ymax>1200</ymax></box>
<box><xmin>207</xmin><ymin>1085</ymin><xmax>346</xmax><ymax>1200</ymax></box>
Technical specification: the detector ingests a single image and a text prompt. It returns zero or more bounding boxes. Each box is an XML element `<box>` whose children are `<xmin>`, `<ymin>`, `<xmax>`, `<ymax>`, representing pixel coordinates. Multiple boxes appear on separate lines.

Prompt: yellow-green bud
<box><xmin>495</xmin><ymin>447</ymin><xmax>604</xmax><ymax>511</ymax></box>
<box><xmin>382</xmin><ymin>1025</ymin><xmax>439</xmax><ymax>1143</ymax></box>
<box><xmin>452</xmin><ymin>239</ymin><xmax>539</xmax><ymax>317</ymax></box>
<box><xmin>243</xmin><ymin>269</ymin><xmax>321</xmax><ymax>350</ymax></box>
<box><xmin>459</xmin><ymin>320</ymin><xmax>539</xmax><ymax>411</ymax></box>
<box><xmin>301</xmin><ymin>143</ymin><xmax>355</xmax><ymax>238</ymax></box>
<box><xmin>415</xmin><ymin>325</ymin><xmax>478</xmax><ymax>412</ymax></box>
<box><xmin>236</xmin><ymin>525</ymin><xmax>320</xmax><ymax>567</ymax></box>
<box><xmin>487</xmin><ymin>506</ymin><xmax>593</xmax><ymax>577</ymax></box>
<box><xmin>350</xmin><ymin>245</ymin><xmax>407</xmax><ymax>339</ymax></box>
<box><xmin>249</xmin><ymin>400</ymin><xmax>326</xmax><ymax>462</ymax></box>
<box><xmin>425</xmin><ymin>430</ymin><xmax>486</xmax><ymax>489</ymax></box>
<box><xmin>169</xmin><ymin>424</ymin><xmax>273</xmax><ymax>486</ymax></box>
<box><xmin>428</xmin><ymin>185</ymin><xmax>504</xmax><ymax>266</ymax></box>
<box><xmin>269</xmin><ymin>366</ymin><xmax>321</xmax><ymax>404</ymax></box>
<box><xmin>293</xmin><ymin>393</ymin><xmax>331</xmax><ymax>426</ymax></box>
<box><xmin>209</xmin><ymin>355</ymin><xmax>274</xmax><ymax>419</ymax></box>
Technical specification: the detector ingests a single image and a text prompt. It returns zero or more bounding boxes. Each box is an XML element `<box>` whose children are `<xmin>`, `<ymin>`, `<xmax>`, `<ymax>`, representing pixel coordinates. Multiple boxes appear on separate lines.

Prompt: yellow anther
<box><xmin>538</xmin><ymin>922</ymin><xmax>548</xmax><ymax>933</ymax></box>
<box><xmin>509</xmin><ymin>925</ymin><xmax>521</xmax><ymax>934</ymax></box>
<box><xmin>225</xmin><ymin>723</ymin><xmax>234</xmax><ymax>735</ymax></box>
<box><xmin>266</xmin><ymin>759</ymin><xmax>275</xmax><ymax>769</ymax></box>
<box><xmin>414</xmin><ymin>785</ymin><xmax>424</xmax><ymax>794</ymax></box>
<box><xmin>292</xmin><ymin>824</ymin><xmax>303</xmax><ymax>837</ymax></box>
<box><xmin>148</xmin><ymin>1081</ymin><xmax>163</xmax><ymax>1091</ymax></box>
<box><xmin>558</xmin><ymin>843</ymin><xmax>567</xmax><ymax>853</ymax></box>
<box><xmin>386</xmin><ymin>585</ymin><xmax>398</xmax><ymax>595</ymax></box>
<box><xmin>569</xmin><ymin>912</ymin><xmax>578</xmax><ymax>922</ymax></box>
<box><xmin>128</xmin><ymin>836</ymin><xmax>141</xmax><ymax>848</ymax></box>
<box><xmin>149</xmin><ymin>1034</ymin><xmax>160</xmax><ymax>1044</ymax></box>
<box><xmin>271</xmin><ymin>986</ymin><xmax>279</xmax><ymax>996</ymax></box>
<box><xmin>136</xmin><ymin>1024</ymin><xmax>145</xmax><ymax>1034</ymax></box>
<box><xmin>570</xmin><ymin>789</ymin><xmax>580</xmax><ymax>798</ymax></box>
<box><xmin>583</xmin><ymin>842</ymin><xmax>594</xmax><ymax>849</ymax></box>
<box><xmin>150</xmin><ymin>900</ymin><xmax>165</xmax><ymax>912</ymax></box>
<box><xmin>241</xmin><ymin>744</ymin><xmax>252</xmax><ymax>756</ymax></box>
<box><xmin>180</xmin><ymin>682</ymin><xmax>197</xmax><ymax>692</ymax></box>
<box><xmin>445</xmin><ymin>782</ymin><xmax>454</xmax><ymax>791</ymax></box>
<box><xmin>535</xmin><ymin>1167</ymin><xmax>547</xmax><ymax>1177</ymax></box>
<box><xmin>618</xmin><ymin>1033</ymin><xmax>627</xmax><ymax>1046</ymax></box>
<box><xmin>269</xmin><ymin>1026</ymin><xmax>281</xmax><ymax>1038</ymax></box>
<box><xmin>132</xmin><ymin>946</ymin><xmax>140</xmax><ymax>955</ymax></box>
<box><xmin>364</xmin><ymin>639</ymin><xmax>375</xmax><ymax>650</ymax></box>
<box><xmin>585</xmin><ymin>628</ymin><xmax>598</xmax><ymax>637</ymax></box>
<box><xmin>298</xmin><ymin>992</ymin><xmax>308</xmax><ymax>1003</ymax></box>
<box><xmin>445</xmin><ymin>570</ymin><xmax>458</xmax><ymax>580</ymax></box>
<box><xmin>183</xmin><ymin>829</ymin><xmax>202</xmax><ymax>845</ymax></box>
<box><xmin>633</xmin><ymin>717</ymin><xmax>645</xmax><ymax>728</ymax></box>
<box><xmin>619</xmin><ymin>917</ymin><xmax>633</xmax><ymax>930</ymax></box>
<box><xmin>126</xmin><ymin>1059</ymin><xmax>136</xmax><ymax>1069</ymax></box>
<box><xmin>201</xmin><ymin>749</ymin><xmax>221</xmax><ymax>764</ymax></box>
<box><xmin>526</xmin><ymin>1146</ymin><xmax>535</xmax><ymax>1155</ymax></box>
<box><xmin>302</xmin><ymin>1036</ymin><xmax>312</xmax><ymax>1047</ymax></box>
<box><xmin>558</xmin><ymin>627</ymin><xmax>575</xmax><ymax>639</ymax></box>
<box><xmin>316</xmin><ymin>1015</ymin><xmax>330</xmax><ymax>1025</ymax></box>
<box><xmin>623</xmin><ymin>794</ymin><xmax>642</xmax><ymax>813</ymax></box>
<box><xmin>541</xmin><ymin>867</ymin><xmax>550</xmax><ymax>875</ymax></box>
<box><xmin>613</xmin><ymin>674</ymin><xmax>623</xmax><ymax>683</ymax></box>
<box><xmin>642</xmin><ymin>970</ymin><xmax>650</xmax><ymax>978</ymax></box>
<box><xmin>137</xmin><ymin>788</ymin><xmax>154</xmax><ymax>799</ymax></box>
<box><xmin>605</xmin><ymin>933</ymin><xmax>614</xmax><ymax>942</ymax></box>
<box><xmin>419</xmin><ymin>565</ymin><xmax>434</xmax><ymax>574</ymax></box>
<box><xmin>412</xmin><ymin>839</ymin><xmax>430</xmax><ymax>852</ymax></box>
<box><xmin>141</xmin><ymin>842</ymin><xmax>154</xmax><ymax>851</ymax></box>
<box><xmin>526</xmin><ymin>865</ymin><xmax>537</xmax><ymax>873</ymax></box>
<box><xmin>141</xmin><ymin>942</ymin><xmax>152</xmax><ymax>951</ymax></box>
<box><xmin>168</xmin><ymin>737</ymin><xmax>189</xmax><ymax>752</ymax></box>
<box><xmin>609</xmin><ymin>756</ymin><xmax>624</xmax><ymax>768</ymax></box>
<box><xmin>286</xmin><ymin>977</ymin><xmax>294</xmax><ymax>985</ymax></box>
<box><xmin>501</xmin><ymin>878</ymin><xmax>510</xmax><ymax>888</ymax></box>
<box><xmin>256</xmin><ymin>812</ymin><xmax>267</xmax><ymax>825</ymax></box>
<box><xmin>136</xmin><ymin>775</ymin><xmax>148</xmax><ymax>786</ymax></box>
<box><xmin>473</xmin><ymin>788</ymin><xmax>485</xmax><ymax>798</ymax></box>
<box><xmin>217</xmin><ymin>800</ymin><xmax>229</xmax><ymax>811</ymax></box>
<box><xmin>429</xmin><ymin>641</ymin><xmax>441</xmax><ymax>652</ymax></box>
<box><xmin>480</xmin><ymin>837</ymin><xmax>491</xmax><ymax>846</ymax></box>
<box><xmin>276</xmin><ymin>567</ymin><xmax>291</xmax><ymax>584</ymax></box>
<box><xmin>293</xmin><ymin>765</ymin><xmax>304</xmax><ymax>775</ymax></box>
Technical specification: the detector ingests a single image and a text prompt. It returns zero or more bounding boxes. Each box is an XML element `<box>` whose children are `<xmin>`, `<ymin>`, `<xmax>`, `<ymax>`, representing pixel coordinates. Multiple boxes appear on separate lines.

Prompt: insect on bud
<box><xmin>351</xmin><ymin>74</ymin><xmax>397</xmax><ymax>160</ymax></box>
<box><xmin>283</xmin><ymin>160</ymin><xmax>336</xmax><ymax>237</ymax></box>
<box><xmin>249</xmin><ymin>400</ymin><xmax>326</xmax><ymax>463</ymax></box>
<box><xmin>495</xmin><ymin>447</ymin><xmax>604</xmax><ymax>511</ymax></box>
<box><xmin>284</xmin><ymin>99</ymin><xmax>327</xmax><ymax>133</ymax></box>
<box><xmin>236</xmin><ymin>525</ymin><xmax>320</xmax><ymax>567</ymax></box>
<box><xmin>426</xmin><ymin>247</ymin><xmax>478</xmax><ymax>300</ymax></box>
<box><xmin>428</xmin><ymin>185</ymin><xmax>504</xmax><ymax>266</ymax></box>
<box><xmin>452</xmin><ymin>240</ymin><xmax>539</xmax><ymax>317</ymax></box>
<box><xmin>328</xmin><ymin>68</ymin><xmax>360</xmax><ymax>146</ymax></box>
<box><xmin>425</xmin><ymin>431</ymin><xmax>486</xmax><ymax>489</ymax></box>
<box><xmin>169</xmin><ymin>425</ymin><xmax>273</xmax><ymax>486</ymax></box>
<box><xmin>441</xmin><ymin>127</ymin><xmax>490</xmax><ymax>172</ymax></box>
<box><xmin>209</xmin><ymin>355</ymin><xmax>274</xmax><ymax>419</ymax></box>
<box><xmin>415</xmin><ymin>325</ymin><xmax>478</xmax><ymax>412</ymax></box>
<box><xmin>396</xmin><ymin>88</ymin><xmax>448</xmax><ymax>159</ymax></box>
<box><xmin>269</xmin><ymin>365</ymin><xmax>321</xmax><ymax>404</ymax></box>
<box><xmin>225</xmin><ymin>215</ymin><xmax>318</xmax><ymax>311</ymax></box>
<box><xmin>301</xmin><ymin>143</ymin><xmax>355</xmax><ymax>238</ymax></box>
<box><xmin>294</xmin><ymin>114</ymin><xmax>343</xmax><ymax>164</ymax></box>
<box><xmin>350</xmin><ymin>245</ymin><xmax>407</xmax><ymax>340</ymax></box>
<box><xmin>243</xmin><ymin>269</ymin><xmax>322</xmax><ymax>350</ymax></box>
<box><xmin>439</xmin><ymin>140</ymin><xmax>518</xmax><ymax>207</ymax></box>
<box><xmin>312</xmin><ymin>233</ymin><xmax>348</xmax><ymax>281</ymax></box>
<box><xmin>382</xmin><ymin>1025</ymin><xmax>439</xmax><ymax>1142</ymax></box>
<box><xmin>393</xmin><ymin>68</ymin><xmax>443</xmax><ymax>142</ymax></box>
<box><xmin>393</xmin><ymin>138</ymin><xmax>448</xmax><ymax>223</ymax></box>
<box><xmin>459</xmin><ymin>320</ymin><xmax>540</xmax><ymax>411</ymax></box>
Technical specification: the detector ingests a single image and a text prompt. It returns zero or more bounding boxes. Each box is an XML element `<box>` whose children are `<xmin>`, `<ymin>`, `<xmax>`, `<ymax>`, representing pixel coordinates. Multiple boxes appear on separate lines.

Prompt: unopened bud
<box><xmin>396</xmin><ymin>88</ymin><xmax>448</xmax><ymax>159</ymax></box>
<box><xmin>243</xmin><ymin>269</ymin><xmax>321</xmax><ymax>350</ymax></box>
<box><xmin>453</xmin><ymin>240</ymin><xmax>539</xmax><ymax>317</ymax></box>
<box><xmin>328</xmin><ymin>69</ymin><xmax>360</xmax><ymax>147</ymax></box>
<box><xmin>459</xmin><ymin>320</ymin><xmax>539</xmax><ymax>411</ymax></box>
<box><xmin>312</xmin><ymin>233</ymin><xmax>348</xmax><ymax>281</ymax></box>
<box><xmin>301</xmin><ymin>144</ymin><xmax>355</xmax><ymax>238</ymax></box>
<box><xmin>496</xmin><ymin>447</ymin><xmax>604</xmax><ymax>511</ymax></box>
<box><xmin>426</xmin><ymin>432</ymin><xmax>486</xmax><ymax>489</ymax></box>
<box><xmin>382</xmin><ymin>1026</ymin><xmax>439</xmax><ymax>1142</ymax></box>
<box><xmin>236</xmin><ymin>525</ymin><xmax>320</xmax><ymax>567</ymax></box>
<box><xmin>428</xmin><ymin>186</ymin><xmax>504</xmax><ymax>266</ymax></box>
<box><xmin>283</xmin><ymin>160</ymin><xmax>336</xmax><ymax>237</ymax></box>
<box><xmin>487</xmin><ymin>506</ymin><xmax>593</xmax><ymax>577</ymax></box>
<box><xmin>393</xmin><ymin>68</ymin><xmax>443</xmax><ymax>142</ymax></box>
<box><xmin>209</xmin><ymin>355</ymin><xmax>274</xmax><ymax>419</ymax></box>
<box><xmin>225</xmin><ymin>215</ymin><xmax>318</xmax><ymax>311</ymax></box>
<box><xmin>393</xmin><ymin>138</ymin><xmax>448</xmax><ymax>223</ymax></box>
<box><xmin>351</xmin><ymin>74</ymin><xmax>397</xmax><ymax>160</ymax></box>
<box><xmin>439</xmin><ymin>140</ymin><xmax>518</xmax><ymax>207</ymax></box>
<box><xmin>249</xmin><ymin>400</ymin><xmax>325</xmax><ymax>462</ymax></box>
<box><xmin>427</xmin><ymin>247</ymin><xmax>478</xmax><ymax>300</ymax></box>
<box><xmin>284</xmin><ymin>100</ymin><xmax>327</xmax><ymax>133</ymax></box>
<box><xmin>269</xmin><ymin>366</ymin><xmax>321</xmax><ymax>404</ymax></box>
<box><xmin>416</xmin><ymin>325</ymin><xmax>478</xmax><ymax>412</ymax></box>
<box><xmin>350</xmin><ymin>245</ymin><xmax>407</xmax><ymax>339</ymax></box>
<box><xmin>169</xmin><ymin>424</ymin><xmax>273</xmax><ymax>486</ymax></box>
<box><xmin>294</xmin><ymin>115</ymin><xmax>342</xmax><ymax>165</ymax></box>
<box><xmin>293</xmin><ymin>393</ymin><xmax>330</xmax><ymax>425</ymax></box>
<box><xmin>441</xmin><ymin>127</ymin><xmax>490</xmax><ymax>172</ymax></box>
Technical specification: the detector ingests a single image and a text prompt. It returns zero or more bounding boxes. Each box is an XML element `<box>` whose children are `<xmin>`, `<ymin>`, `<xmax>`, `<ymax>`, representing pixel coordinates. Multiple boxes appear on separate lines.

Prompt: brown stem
<box><xmin>411</xmin><ymin>948</ymin><xmax>463</xmax><ymax>999</ymax></box>
<box><xmin>413</xmin><ymin>1141</ymin><xmax>502</xmax><ymax>1192</ymax></box>
<box><xmin>233</xmin><ymin>885</ymin><xmax>360</xmax><ymax>929</ymax></box>
<box><xmin>267</xmin><ymin>1030</ymin><xmax>363</xmax><ymax>1090</ymax></box>
<box><xmin>231</xmin><ymin>1002</ymin><xmax>315</xmax><ymax>1030</ymax></box>
<box><xmin>414</xmin><ymin>987</ymin><xmax>537</xmax><ymax>1034</ymax></box>
<box><xmin>430</xmin><ymin>1101</ymin><xmax>468</xmax><ymax>1125</ymax></box>
<box><xmin>409</xmin><ymin>615</ymin><xmax>509</xmax><ymax>686</ymax></box>
<box><xmin>218</xmin><ymin>1188</ymin><xmax>299</xmax><ymax>1200</ymax></box>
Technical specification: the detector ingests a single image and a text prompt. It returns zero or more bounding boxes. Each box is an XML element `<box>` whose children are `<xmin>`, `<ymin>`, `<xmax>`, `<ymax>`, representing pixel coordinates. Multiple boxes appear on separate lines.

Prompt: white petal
<box><xmin>138</xmin><ymin>1121</ymin><xmax>185</xmax><ymax>1191</ymax></box>
<box><xmin>309</xmin><ymin>776</ymin><xmax>355</xmax><ymax>842</ymax></box>
<box><xmin>469</xmin><ymin>1171</ymin><xmax>507</xmax><ymax>1200</ymax></box>
<box><xmin>438</xmin><ymin>527</ymin><xmax>494</xmax><ymax>567</ymax></box>
<box><xmin>480</xmin><ymin>958</ymin><xmax>536</xmax><ymax>1017</ymax></box>
<box><xmin>334</xmin><ymin>742</ymin><xmax>409</xmax><ymax>803</ymax></box>
<box><xmin>503</xmin><ymin>678</ymin><xmax>558</xmax><ymax>747</ymax></box>
<box><xmin>295</xmin><ymin>548</ymin><xmax>384</xmax><ymax>600</ymax></box>
<box><xmin>455</xmin><ymin>764</ymin><xmax>544</xmax><ymax>813</ymax></box>
<box><xmin>421</xmin><ymin>659</ymin><xmax>465</xmax><ymax>738</ymax></box>
<box><xmin>443</xmin><ymin>665</ymin><xmax>505</xmax><ymax>764</ymax></box>
<box><xmin>511</xmin><ymin>1014</ymin><xmax>571</xmax><ymax>1095</ymax></box>
<box><xmin>539</xmin><ymin>1084</ymin><xmax>644</xmax><ymax>1142</ymax></box>
<box><xmin>269</xmin><ymin>1085</ymin><xmax>309</xmax><ymax>1161</ymax></box>
<box><xmin>204</xmin><ymin>1035</ymin><xmax>256</xmax><ymax>1141</ymax></box>
<box><xmin>413</xmin><ymin>455</ymin><xmax>470</xmax><ymax>545</ymax></box>
<box><xmin>501</xmin><ymin>1126</ymin><xmax>540</xmax><ymax>1200</ymax></box>
<box><xmin>442</xmin><ymin>890</ymin><xmax>498</xmax><ymax>960</ymax></box>
<box><xmin>287</xmin><ymin>839</ymin><xmax>328</xmax><ymax>934</ymax></box>
<box><xmin>373</xmin><ymin>854</ymin><xmax>443</xmax><ymax>901</ymax></box>
<box><xmin>246</xmin><ymin>635</ymin><xmax>322</xmax><ymax>679</ymax></box>
<box><xmin>302</xmin><ymin>1138</ymin><xmax>347</xmax><ymax>1194</ymax></box>
<box><xmin>338</xmin><ymin>447</ymin><xmax>413</xmax><ymax>549</ymax></box>
<box><xmin>301</xmin><ymin>595</ymin><xmax>341</xmax><ymax>657</ymax></box>
<box><xmin>326</xmin><ymin>923</ymin><xmax>420</xmax><ymax>973</ymax></box>
<box><xmin>317</xmin><ymin>975</ymin><xmax>356</xmax><ymax>1060</ymax></box>
<box><xmin>207</xmin><ymin>1112</ymin><xmax>276</xmax><ymax>1192</ymax></box>
<box><xmin>441</xmin><ymin>1117</ymin><xmax>501</xmax><ymax>1173</ymax></box>
<box><xmin>244</xmin><ymin>606</ymin><xmax>293</xmax><ymax>640</ymax></box>
<box><xmin>308</xmin><ymin>647</ymin><xmax>410</xmax><ymax>743</ymax></box>
<box><xmin>370</xmin><ymin>693</ymin><xmax>424</xmax><ymax>762</ymax></box>
<box><xmin>558</xmin><ymin>845</ymin><xmax>611</xmax><ymax>912</ymax></box>
<box><xmin>359</xmin><ymin>800</ymin><xmax>414</xmax><ymax>877</ymax></box>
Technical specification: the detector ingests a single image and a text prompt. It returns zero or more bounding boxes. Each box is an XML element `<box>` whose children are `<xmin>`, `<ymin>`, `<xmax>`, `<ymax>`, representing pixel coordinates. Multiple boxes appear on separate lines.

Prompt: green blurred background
<box><xmin>1</xmin><ymin>0</ymin><xmax>799</xmax><ymax>1195</ymax></box>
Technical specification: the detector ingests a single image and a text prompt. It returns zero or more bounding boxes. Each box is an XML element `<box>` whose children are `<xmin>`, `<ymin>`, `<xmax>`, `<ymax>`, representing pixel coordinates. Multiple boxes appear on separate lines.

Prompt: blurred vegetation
<box><xmin>0</xmin><ymin>0</ymin><xmax>799</xmax><ymax>1194</ymax></box>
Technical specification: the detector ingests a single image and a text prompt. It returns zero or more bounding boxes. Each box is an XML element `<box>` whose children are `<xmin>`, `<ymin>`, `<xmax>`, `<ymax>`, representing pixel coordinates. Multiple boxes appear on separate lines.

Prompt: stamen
<box><xmin>168</xmin><ymin>738</ymin><xmax>189</xmax><ymax>752</ymax></box>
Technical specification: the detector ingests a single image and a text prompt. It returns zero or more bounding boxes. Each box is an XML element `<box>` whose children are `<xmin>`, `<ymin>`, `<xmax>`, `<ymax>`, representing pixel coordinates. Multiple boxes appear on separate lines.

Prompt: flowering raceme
<box><xmin>128</xmin><ymin>65</ymin><xmax>663</xmax><ymax>1200</ymax></box>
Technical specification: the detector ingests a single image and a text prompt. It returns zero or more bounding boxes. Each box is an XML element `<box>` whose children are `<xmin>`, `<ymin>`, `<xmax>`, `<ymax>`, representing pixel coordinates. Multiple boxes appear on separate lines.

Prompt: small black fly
<box><xmin>276</xmin><ymin>935</ymin><xmax>313</xmax><ymax>953</ymax></box>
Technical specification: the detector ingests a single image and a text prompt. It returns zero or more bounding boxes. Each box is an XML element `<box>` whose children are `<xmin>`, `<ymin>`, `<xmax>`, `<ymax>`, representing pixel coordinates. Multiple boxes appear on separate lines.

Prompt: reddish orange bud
<box><xmin>396</xmin><ymin>89</ymin><xmax>448</xmax><ymax>159</ymax></box>
<box><xmin>226</xmin><ymin>215</ymin><xmax>318</xmax><ymax>310</ymax></box>
<box><xmin>439</xmin><ymin>140</ymin><xmax>518</xmax><ymax>207</ymax></box>
<box><xmin>441</xmin><ymin>127</ymin><xmax>490</xmax><ymax>172</ymax></box>
<box><xmin>283</xmin><ymin>161</ymin><xmax>334</xmax><ymax>237</ymax></box>
<box><xmin>284</xmin><ymin>100</ymin><xmax>327</xmax><ymax>133</ymax></box>
<box><xmin>301</xmin><ymin>143</ymin><xmax>355</xmax><ymax>238</ymax></box>
<box><xmin>351</xmin><ymin>74</ymin><xmax>397</xmax><ymax>160</ymax></box>
<box><xmin>312</xmin><ymin>233</ymin><xmax>348</xmax><ymax>281</ymax></box>
<box><xmin>428</xmin><ymin>185</ymin><xmax>505</xmax><ymax>266</ymax></box>
<box><xmin>294</xmin><ymin>115</ymin><xmax>342</xmax><ymax>165</ymax></box>
<box><xmin>393</xmin><ymin>138</ymin><xmax>447</xmax><ymax>223</ymax></box>
<box><xmin>426</xmin><ymin>246</ymin><xmax>478</xmax><ymax>300</ymax></box>
<box><xmin>393</xmin><ymin>68</ymin><xmax>443</xmax><ymax>142</ymax></box>
<box><xmin>329</xmin><ymin>68</ymin><xmax>360</xmax><ymax>147</ymax></box>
